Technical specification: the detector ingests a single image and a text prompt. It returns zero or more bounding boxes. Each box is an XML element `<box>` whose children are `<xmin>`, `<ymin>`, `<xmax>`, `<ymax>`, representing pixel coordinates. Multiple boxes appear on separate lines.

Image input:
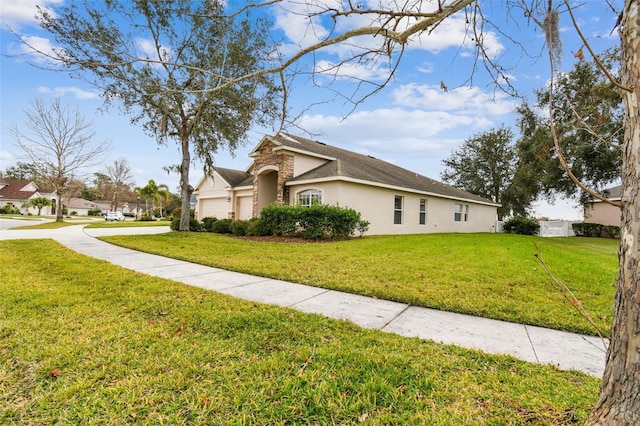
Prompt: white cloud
<box><xmin>37</xmin><ymin>86</ymin><xmax>100</xmax><ymax>100</ymax></box>
<box><xmin>136</xmin><ymin>37</ymin><xmax>173</xmax><ymax>64</ymax></box>
<box><xmin>391</xmin><ymin>83</ymin><xmax>516</xmax><ymax>116</ymax></box>
<box><xmin>0</xmin><ymin>0</ymin><xmax>62</xmax><ymax>28</ymax></box>
<box><xmin>6</xmin><ymin>35</ymin><xmax>57</xmax><ymax>63</ymax></box>
<box><xmin>314</xmin><ymin>59</ymin><xmax>392</xmax><ymax>81</ymax></box>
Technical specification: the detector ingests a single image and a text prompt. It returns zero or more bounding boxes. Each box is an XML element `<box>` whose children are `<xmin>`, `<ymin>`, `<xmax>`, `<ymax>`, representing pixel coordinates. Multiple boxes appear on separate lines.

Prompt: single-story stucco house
<box><xmin>584</xmin><ymin>185</ymin><xmax>622</xmax><ymax>226</ymax></box>
<box><xmin>194</xmin><ymin>133</ymin><xmax>500</xmax><ymax>235</ymax></box>
<box><xmin>65</xmin><ymin>197</ymin><xmax>106</xmax><ymax>215</ymax></box>
<box><xmin>0</xmin><ymin>178</ymin><xmax>57</xmax><ymax>215</ymax></box>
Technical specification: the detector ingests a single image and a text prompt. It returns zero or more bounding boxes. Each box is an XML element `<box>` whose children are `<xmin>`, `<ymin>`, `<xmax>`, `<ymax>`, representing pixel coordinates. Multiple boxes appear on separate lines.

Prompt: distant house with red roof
<box><xmin>0</xmin><ymin>179</ymin><xmax>57</xmax><ymax>215</ymax></box>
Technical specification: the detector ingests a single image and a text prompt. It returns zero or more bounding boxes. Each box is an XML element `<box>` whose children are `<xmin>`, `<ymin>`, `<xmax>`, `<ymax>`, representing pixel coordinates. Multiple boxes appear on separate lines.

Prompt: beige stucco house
<box><xmin>194</xmin><ymin>133</ymin><xmax>500</xmax><ymax>235</ymax></box>
<box><xmin>0</xmin><ymin>178</ymin><xmax>57</xmax><ymax>215</ymax></box>
<box><xmin>584</xmin><ymin>185</ymin><xmax>622</xmax><ymax>226</ymax></box>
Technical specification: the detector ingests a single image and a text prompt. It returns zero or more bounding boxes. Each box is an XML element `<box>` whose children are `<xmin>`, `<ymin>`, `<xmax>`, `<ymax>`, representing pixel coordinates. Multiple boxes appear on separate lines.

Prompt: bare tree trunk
<box><xmin>587</xmin><ymin>1</ymin><xmax>640</xmax><ymax>424</ymax></box>
<box><xmin>179</xmin><ymin>132</ymin><xmax>192</xmax><ymax>231</ymax></box>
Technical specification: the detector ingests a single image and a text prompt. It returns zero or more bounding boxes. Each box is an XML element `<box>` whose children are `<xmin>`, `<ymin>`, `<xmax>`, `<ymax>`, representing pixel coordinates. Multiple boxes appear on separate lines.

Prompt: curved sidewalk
<box><xmin>0</xmin><ymin>221</ymin><xmax>607</xmax><ymax>377</ymax></box>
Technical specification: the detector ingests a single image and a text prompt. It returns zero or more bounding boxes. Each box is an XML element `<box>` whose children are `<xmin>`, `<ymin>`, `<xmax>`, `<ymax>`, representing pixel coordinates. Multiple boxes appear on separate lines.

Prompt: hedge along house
<box><xmin>194</xmin><ymin>133</ymin><xmax>500</xmax><ymax>235</ymax></box>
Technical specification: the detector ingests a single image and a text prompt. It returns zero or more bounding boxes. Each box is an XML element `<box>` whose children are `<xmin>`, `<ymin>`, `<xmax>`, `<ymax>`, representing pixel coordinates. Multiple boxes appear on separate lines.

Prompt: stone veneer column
<box><xmin>251</xmin><ymin>141</ymin><xmax>296</xmax><ymax>217</ymax></box>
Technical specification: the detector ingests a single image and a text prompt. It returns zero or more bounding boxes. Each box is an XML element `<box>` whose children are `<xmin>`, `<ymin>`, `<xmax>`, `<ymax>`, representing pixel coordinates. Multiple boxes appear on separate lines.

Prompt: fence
<box><xmin>538</xmin><ymin>220</ymin><xmax>579</xmax><ymax>237</ymax></box>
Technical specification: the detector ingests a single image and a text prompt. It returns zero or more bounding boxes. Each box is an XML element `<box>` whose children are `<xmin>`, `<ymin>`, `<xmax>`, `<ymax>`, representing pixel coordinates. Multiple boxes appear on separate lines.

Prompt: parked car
<box><xmin>105</xmin><ymin>211</ymin><xmax>125</xmax><ymax>221</ymax></box>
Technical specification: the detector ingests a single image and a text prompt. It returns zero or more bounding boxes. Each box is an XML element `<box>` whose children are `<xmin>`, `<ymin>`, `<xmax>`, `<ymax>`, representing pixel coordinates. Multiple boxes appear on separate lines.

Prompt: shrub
<box><xmin>0</xmin><ymin>204</ymin><xmax>20</xmax><ymax>215</ymax></box>
<box><xmin>230</xmin><ymin>220</ymin><xmax>249</xmax><ymax>236</ymax></box>
<box><xmin>70</xmin><ymin>211</ymin><xmax>78</xmax><ymax>216</ymax></box>
<box><xmin>572</xmin><ymin>222</ymin><xmax>620</xmax><ymax>239</ymax></box>
<box><xmin>138</xmin><ymin>215</ymin><xmax>155</xmax><ymax>222</ymax></box>
<box><xmin>357</xmin><ymin>219</ymin><xmax>370</xmax><ymax>237</ymax></box>
<box><xmin>503</xmin><ymin>217</ymin><xmax>540</xmax><ymax>235</ymax></box>
<box><xmin>245</xmin><ymin>218</ymin><xmax>266</xmax><ymax>236</ymax></box>
<box><xmin>259</xmin><ymin>203</ymin><xmax>366</xmax><ymax>240</ymax></box>
<box><xmin>211</xmin><ymin>218</ymin><xmax>233</xmax><ymax>234</ymax></box>
<box><xmin>170</xmin><ymin>217</ymin><xmax>202</xmax><ymax>231</ymax></box>
<box><xmin>88</xmin><ymin>208</ymin><xmax>102</xmax><ymax>216</ymax></box>
<box><xmin>260</xmin><ymin>203</ymin><xmax>300</xmax><ymax>236</ymax></box>
<box><xmin>201</xmin><ymin>216</ymin><xmax>218</xmax><ymax>232</ymax></box>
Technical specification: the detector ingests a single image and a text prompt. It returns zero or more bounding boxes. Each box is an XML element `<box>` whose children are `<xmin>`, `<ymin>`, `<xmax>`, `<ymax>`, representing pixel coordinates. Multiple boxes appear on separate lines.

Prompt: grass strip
<box><xmin>101</xmin><ymin>232</ymin><xmax>618</xmax><ymax>335</ymax></box>
<box><xmin>1</xmin><ymin>239</ymin><xmax>599</xmax><ymax>424</ymax></box>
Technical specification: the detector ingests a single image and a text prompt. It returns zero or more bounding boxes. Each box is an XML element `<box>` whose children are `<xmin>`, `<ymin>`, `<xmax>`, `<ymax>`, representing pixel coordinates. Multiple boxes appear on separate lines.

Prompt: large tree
<box><xmin>441</xmin><ymin>126</ymin><xmax>536</xmax><ymax>219</ymax></box>
<box><xmin>34</xmin><ymin>0</ymin><xmax>281</xmax><ymax>230</ymax></box>
<box><xmin>516</xmin><ymin>50</ymin><xmax>623</xmax><ymax>204</ymax></box>
<box><xmin>11</xmin><ymin>97</ymin><xmax>110</xmax><ymax>222</ymax></box>
<box><xmin>103</xmin><ymin>157</ymin><xmax>135</xmax><ymax>211</ymax></box>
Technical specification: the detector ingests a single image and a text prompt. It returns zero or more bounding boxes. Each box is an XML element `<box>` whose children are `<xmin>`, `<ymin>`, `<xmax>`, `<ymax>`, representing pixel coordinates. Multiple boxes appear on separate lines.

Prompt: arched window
<box><xmin>297</xmin><ymin>189</ymin><xmax>322</xmax><ymax>207</ymax></box>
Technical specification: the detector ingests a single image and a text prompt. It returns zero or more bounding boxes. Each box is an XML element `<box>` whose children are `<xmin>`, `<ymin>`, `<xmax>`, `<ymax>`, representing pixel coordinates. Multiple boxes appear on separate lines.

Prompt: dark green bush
<box><xmin>245</xmin><ymin>218</ymin><xmax>266</xmax><ymax>236</ymax></box>
<box><xmin>503</xmin><ymin>217</ymin><xmax>540</xmax><ymax>235</ymax></box>
<box><xmin>230</xmin><ymin>220</ymin><xmax>249</xmax><ymax>236</ymax></box>
<box><xmin>170</xmin><ymin>217</ymin><xmax>202</xmax><ymax>231</ymax></box>
<box><xmin>0</xmin><ymin>204</ymin><xmax>19</xmax><ymax>214</ymax></box>
<box><xmin>138</xmin><ymin>215</ymin><xmax>155</xmax><ymax>222</ymax></box>
<box><xmin>201</xmin><ymin>216</ymin><xmax>218</xmax><ymax>232</ymax></box>
<box><xmin>259</xmin><ymin>202</ymin><xmax>366</xmax><ymax>239</ymax></box>
<box><xmin>88</xmin><ymin>208</ymin><xmax>102</xmax><ymax>216</ymax></box>
<box><xmin>211</xmin><ymin>218</ymin><xmax>233</xmax><ymax>234</ymax></box>
<box><xmin>260</xmin><ymin>204</ymin><xmax>300</xmax><ymax>236</ymax></box>
<box><xmin>572</xmin><ymin>222</ymin><xmax>620</xmax><ymax>239</ymax></box>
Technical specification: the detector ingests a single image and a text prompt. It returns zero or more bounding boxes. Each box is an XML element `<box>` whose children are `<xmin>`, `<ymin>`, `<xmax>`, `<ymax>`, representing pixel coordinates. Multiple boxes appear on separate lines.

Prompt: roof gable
<box><xmin>0</xmin><ymin>179</ymin><xmax>41</xmax><ymax>200</ymax></box>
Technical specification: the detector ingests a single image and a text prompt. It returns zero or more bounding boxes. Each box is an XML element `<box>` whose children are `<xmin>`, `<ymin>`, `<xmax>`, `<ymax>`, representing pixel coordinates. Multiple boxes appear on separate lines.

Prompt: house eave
<box><xmin>286</xmin><ymin>176</ymin><xmax>501</xmax><ymax>207</ymax></box>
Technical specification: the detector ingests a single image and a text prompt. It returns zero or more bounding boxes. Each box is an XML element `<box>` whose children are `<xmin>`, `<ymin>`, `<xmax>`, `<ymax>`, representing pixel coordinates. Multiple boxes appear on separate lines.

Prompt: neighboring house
<box><xmin>584</xmin><ymin>185</ymin><xmax>622</xmax><ymax>226</ymax></box>
<box><xmin>0</xmin><ymin>178</ymin><xmax>57</xmax><ymax>215</ymax></box>
<box><xmin>195</xmin><ymin>133</ymin><xmax>500</xmax><ymax>235</ymax></box>
<box><xmin>65</xmin><ymin>198</ymin><xmax>105</xmax><ymax>215</ymax></box>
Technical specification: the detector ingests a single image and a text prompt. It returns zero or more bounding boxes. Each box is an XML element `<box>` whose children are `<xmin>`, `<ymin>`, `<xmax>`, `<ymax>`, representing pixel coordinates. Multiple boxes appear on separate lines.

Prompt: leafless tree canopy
<box><xmin>11</xmin><ymin>97</ymin><xmax>110</xmax><ymax>221</ymax></box>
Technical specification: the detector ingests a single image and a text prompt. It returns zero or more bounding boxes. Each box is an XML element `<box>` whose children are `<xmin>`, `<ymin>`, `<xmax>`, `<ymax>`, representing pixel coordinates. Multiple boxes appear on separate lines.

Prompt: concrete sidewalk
<box><xmin>0</xmin><ymin>220</ymin><xmax>608</xmax><ymax>377</ymax></box>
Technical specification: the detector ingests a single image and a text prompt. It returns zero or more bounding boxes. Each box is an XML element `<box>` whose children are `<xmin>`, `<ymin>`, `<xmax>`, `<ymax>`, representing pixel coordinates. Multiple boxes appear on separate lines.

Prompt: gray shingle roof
<box><xmin>600</xmin><ymin>185</ymin><xmax>622</xmax><ymax>200</ymax></box>
<box><xmin>270</xmin><ymin>133</ymin><xmax>497</xmax><ymax>205</ymax></box>
<box><xmin>213</xmin><ymin>167</ymin><xmax>253</xmax><ymax>187</ymax></box>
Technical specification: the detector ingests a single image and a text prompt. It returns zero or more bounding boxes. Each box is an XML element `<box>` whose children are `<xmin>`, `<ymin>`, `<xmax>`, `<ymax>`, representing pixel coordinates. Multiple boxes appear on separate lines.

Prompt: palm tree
<box><xmin>156</xmin><ymin>183</ymin><xmax>170</xmax><ymax>218</ymax></box>
<box><xmin>134</xmin><ymin>179</ymin><xmax>171</xmax><ymax>218</ymax></box>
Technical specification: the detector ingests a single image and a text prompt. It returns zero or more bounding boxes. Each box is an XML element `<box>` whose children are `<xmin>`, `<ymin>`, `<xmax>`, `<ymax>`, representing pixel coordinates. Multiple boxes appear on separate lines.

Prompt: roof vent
<box><xmin>315</xmin><ymin>140</ymin><xmax>326</xmax><ymax>145</ymax></box>
<box><xmin>367</xmin><ymin>155</ymin><xmax>377</xmax><ymax>159</ymax></box>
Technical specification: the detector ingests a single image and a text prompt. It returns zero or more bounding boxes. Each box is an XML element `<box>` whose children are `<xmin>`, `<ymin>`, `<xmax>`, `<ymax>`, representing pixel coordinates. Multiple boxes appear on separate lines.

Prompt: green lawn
<box><xmin>101</xmin><ymin>232</ymin><xmax>619</xmax><ymax>335</ymax></box>
<box><xmin>0</xmin><ymin>240</ymin><xmax>600</xmax><ymax>424</ymax></box>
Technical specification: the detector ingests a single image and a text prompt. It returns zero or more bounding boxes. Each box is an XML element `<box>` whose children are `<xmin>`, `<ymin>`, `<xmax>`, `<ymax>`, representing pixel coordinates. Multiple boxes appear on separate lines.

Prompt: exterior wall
<box><xmin>584</xmin><ymin>202</ymin><xmax>621</xmax><ymax>226</ymax></box>
<box><xmin>195</xmin><ymin>172</ymin><xmax>231</xmax><ymax>220</ymax></box>
<box><xmin>292</xmin><ymin>153</ymin><xmax>329</xmax><ymax>176</ymax></box>
<box><xmin>289</xmin><ymin>181</ymin><xmax>498</xmax><ymax>235</ymax></box>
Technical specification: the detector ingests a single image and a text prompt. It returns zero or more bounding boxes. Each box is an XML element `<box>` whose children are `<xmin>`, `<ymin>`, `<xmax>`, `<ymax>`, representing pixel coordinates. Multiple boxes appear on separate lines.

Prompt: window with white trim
<box><xmin>454</xmin><ymin>203</ymin><xmax>469</xmax><ymax>222</ymax></box>
<box><xmin>394</xmin><ymin>195</ymin><xmax>403</xmax><ymax>224</ymax></box>
<box><xmin>297</xmin><ymin>189</ymin><xmax>322</xmax><ymax>206</ymax></box>
<box><xmin>419</xmin><ymin>199</ymin><xmax>427</xmax><ymax>225</ymax></box>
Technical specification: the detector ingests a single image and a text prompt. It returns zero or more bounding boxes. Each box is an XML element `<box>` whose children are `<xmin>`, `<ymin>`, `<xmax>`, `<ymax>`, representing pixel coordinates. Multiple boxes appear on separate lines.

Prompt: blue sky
<box><xmin>0</xmin><ymin>0</ymin><xmax>622</xmax><ymax>219</ymax></box>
